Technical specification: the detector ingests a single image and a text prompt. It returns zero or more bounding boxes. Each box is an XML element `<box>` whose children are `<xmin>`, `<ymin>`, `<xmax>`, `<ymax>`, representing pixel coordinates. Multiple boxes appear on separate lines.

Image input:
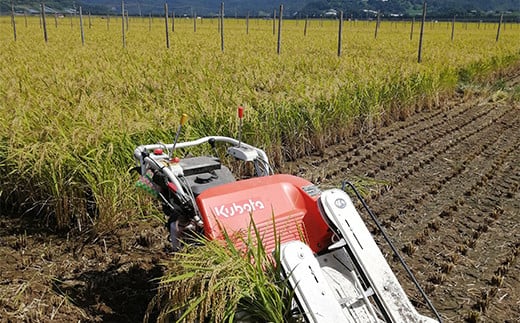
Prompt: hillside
<box><xmin>2</xmin><ymin>0</ymin><xmax>75</xmax><ymax>14</ymax></box>
<box><xmin>3</xmin><ymin>0</ymin><xmax>518</xmax><ymax>18</ymax></box>
<box><xmin>302</xmin><ymin>0</ymin><xmax>520</xmax><ymax>18</ymax></box>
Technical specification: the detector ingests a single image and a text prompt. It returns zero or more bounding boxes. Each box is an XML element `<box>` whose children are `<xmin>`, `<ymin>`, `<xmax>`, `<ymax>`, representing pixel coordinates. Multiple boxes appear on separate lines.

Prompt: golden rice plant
<box><xmin>146</xmin><ymin>219</ymin><xmax>297</xmax><ymax>323</ymax></box>
<box><xmin>0</xmin><ymin>16</ymin><xmax>519</xmax><ymax>228</ymax></box>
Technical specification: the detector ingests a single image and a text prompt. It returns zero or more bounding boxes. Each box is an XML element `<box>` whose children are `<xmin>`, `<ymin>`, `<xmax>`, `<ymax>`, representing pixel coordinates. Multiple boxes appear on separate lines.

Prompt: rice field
<box><xmin>0</xmin><ymin>14</ymin><xmax>519</xmax><ymax>228</ymax></box>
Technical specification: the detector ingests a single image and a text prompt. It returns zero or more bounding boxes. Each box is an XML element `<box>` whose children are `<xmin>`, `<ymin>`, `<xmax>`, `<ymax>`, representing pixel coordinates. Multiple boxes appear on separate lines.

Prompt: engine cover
<box><xmin>196</xmin><ymin>174</ymin><xmax>332</xmax><ymax>253</ymax></box>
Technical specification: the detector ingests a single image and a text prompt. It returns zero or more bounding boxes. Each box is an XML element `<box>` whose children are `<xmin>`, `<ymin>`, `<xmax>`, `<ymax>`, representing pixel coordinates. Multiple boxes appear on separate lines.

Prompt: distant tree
<box><xmin>300</xmin><ymin>0</ymin><xmax>329</xmax><ymax>17</ymax></box>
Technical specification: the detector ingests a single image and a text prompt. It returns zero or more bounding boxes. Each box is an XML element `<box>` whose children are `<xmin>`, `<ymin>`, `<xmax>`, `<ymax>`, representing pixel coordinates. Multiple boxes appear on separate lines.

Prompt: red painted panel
<box><xmin>196</xmin><ymin>174</ymin><xmax>332</xmax><ymax>253</ymax></box>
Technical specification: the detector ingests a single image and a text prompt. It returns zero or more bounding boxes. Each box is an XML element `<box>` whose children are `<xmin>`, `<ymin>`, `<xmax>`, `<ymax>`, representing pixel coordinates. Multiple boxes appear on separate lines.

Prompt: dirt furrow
<box><xmin>396</xmin><ymin>135</ymin><xmax>520</xmax><ymax>321</ymax></box>
<box><xmin>366</xmin><ymin>103</ymin><xmax>516</xmax><ymax>222</ymax></box>
<box><xmin>463</xmin><ymin>152</ymin><xmax>520</xmax><ymax>322</ymax></box>
<box><xmin>387</xmin><ymin>108</ymin><xmax>519</xmax><ymax>238</ymax></box>
<box><xmin>365</xmin><ymin>116</ymin><xmax>520</xmax><ymax>321</ymax></box>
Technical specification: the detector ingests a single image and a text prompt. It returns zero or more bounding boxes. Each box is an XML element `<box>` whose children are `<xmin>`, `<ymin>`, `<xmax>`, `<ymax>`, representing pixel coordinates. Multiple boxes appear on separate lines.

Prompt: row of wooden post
<box><xmin>10</xmin><ymin>1</ymin><xmax>508</xmax><ymax>61</ymax></box>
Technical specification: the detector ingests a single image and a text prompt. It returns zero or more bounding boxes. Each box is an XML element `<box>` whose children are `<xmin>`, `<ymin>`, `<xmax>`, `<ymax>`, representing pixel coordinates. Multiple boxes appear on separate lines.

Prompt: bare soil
<box><xmin>1</xmin><ymin>69</ymin><xmax>519</xmax><ymax>322</ymax></box>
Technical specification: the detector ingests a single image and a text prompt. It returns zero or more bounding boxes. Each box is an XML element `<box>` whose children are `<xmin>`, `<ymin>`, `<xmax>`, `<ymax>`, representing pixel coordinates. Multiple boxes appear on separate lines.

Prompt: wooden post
<box><xmin>220</xmin><ymin>2</ymin><xmax>224</xmax><ymax>52</ymax></box>
<box><xmin>451</xmin><ymin>15</ymin><xmax>455</xmax><ymax>41</ymax></box>
<box><xmin>107</xmin><ymin>14</ymin><xmax>110</xmax><ymax>30</ymax></box>
<box><xmin>246</xmin><ymin>12</ymin><xmax>249</xmax><ymax>34</ymax></box>
<box><xmin>193</xmin><ymin>12</ymin><xmax>196</xmax><ymax>32</ymax></box>
<box><xmin>11</xmin><ymin>0</ymin><xmax>17</xmax><ymax>41</ymax></box>
<box><xmin>417</xmin><ymin>1</ymin><xmax>426</xmax><ymax>63</ymax></box>
<box><xmin>164</xmin><ymin>3</ymin><xmax>170</xmax><ymax>48</ymax></box>
<box><xmin>148</xmin><ymin>13</ymin><xmax>151</xmax><ymax>31</ymax></box>
<box><xmin>304</xmin><ymin>16</ymin><xmax>308</xmax><ymax>36</ymax></box>
<box><xmin>277</xmin><ymin>4</ymin><xmax>283</xmax><ymax>54</ymax></box>
<box><xmin>410</xmin><ymin>17</ymin><xmax>414</xmax><ymax>40</ymax></box>
<box><xmin>41</xmin><ymin>2</ymin><xmax>48</xmax><ymax>42</ymax></box>
<box><xmin>121</xmin><ymin>1</ymin><xmax>125</xmax><ymax>47</ymax></box>
<box><xmin>79</xmin><ymin>6</ymin><xmax>85</xmax><ymax>45</ymax></box>
<box><xmin>496</xmin><ymin>14</ymin><xmax>503</xmax><ymax>42</ymax></box>
<box><xmin>338</xmin><ymin>10</ymin><xmax>343</xmax><ymax>57</ymax></box>
<box><xmin>24</xmin><ymin>11</ymin><xmax>28</xmax><ymax>28</ymax></box>
<box><xmin>374</xmin><ymin>11</ymin><xmax>380</xmax><ymax>39</ymax></box>
<box><xmin>88</xmin><ymin>11</ymin><xmax>92</xmax><ymax>29</ymax></box>
<box><xmin>54</xmin><ymin>12</ymin><xmax>58</xmax><ymax>28</ymax></box>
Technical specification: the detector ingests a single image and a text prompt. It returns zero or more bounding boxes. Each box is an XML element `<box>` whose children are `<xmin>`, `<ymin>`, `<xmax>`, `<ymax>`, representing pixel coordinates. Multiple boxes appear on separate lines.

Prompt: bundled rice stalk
<box><xmin>146</xmin><ymin>218</ymin><xmax>299</xmax><ymax>323</ymax></box>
